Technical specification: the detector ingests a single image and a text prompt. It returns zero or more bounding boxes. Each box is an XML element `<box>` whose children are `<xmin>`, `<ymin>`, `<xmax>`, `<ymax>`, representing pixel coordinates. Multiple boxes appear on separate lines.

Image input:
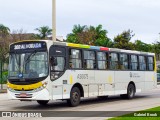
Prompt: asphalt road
<box><xmin>0</xmin><ymin>86</ymin><xmax>160</xmax><ymax>120</ymax></box>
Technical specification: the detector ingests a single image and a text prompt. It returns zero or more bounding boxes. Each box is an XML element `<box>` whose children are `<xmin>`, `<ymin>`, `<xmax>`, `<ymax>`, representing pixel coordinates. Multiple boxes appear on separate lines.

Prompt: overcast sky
<box><xmin>0</xmin><ymin>0</ymin><xmax>160</xmax><ymax>43</ymax></box>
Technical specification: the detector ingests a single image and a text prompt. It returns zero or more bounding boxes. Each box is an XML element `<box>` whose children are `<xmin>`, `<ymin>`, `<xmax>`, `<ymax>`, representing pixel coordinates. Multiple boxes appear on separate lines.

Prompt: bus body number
<box><xmin>77</xmin><ymin>74</ymin><xmax>88</xmax><ymax>80</ymax></box>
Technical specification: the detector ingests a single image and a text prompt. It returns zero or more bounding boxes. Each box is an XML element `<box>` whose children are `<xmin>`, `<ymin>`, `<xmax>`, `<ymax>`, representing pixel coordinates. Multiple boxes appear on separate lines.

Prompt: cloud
<box><xmin>0</xmin><ymin>0</ymin><xmax>160</xmax><ymax>43</ymax></box>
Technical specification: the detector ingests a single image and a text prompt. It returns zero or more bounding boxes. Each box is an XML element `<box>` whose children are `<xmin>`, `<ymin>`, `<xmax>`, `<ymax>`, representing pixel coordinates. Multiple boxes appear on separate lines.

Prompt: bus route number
<box><xmin>77</xmin><ymin>74</ymin><xmax>88</xmax><ymax>80</ymax></box>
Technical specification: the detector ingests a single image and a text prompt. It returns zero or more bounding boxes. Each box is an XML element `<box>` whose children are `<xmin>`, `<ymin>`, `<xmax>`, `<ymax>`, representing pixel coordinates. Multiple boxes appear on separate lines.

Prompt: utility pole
<box><xmin>0</xmin><ymin>61</ymin><xmax>2</xmax><ymax>90</ymax></box>
<box><xmin>52</xmin><ymin>0</ymin><xmax>56</xmax><ymax>42</ymax></box>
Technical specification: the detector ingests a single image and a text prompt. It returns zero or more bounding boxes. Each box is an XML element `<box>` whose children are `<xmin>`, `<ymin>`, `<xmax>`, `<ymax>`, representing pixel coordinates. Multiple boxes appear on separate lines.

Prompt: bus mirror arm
<box><xmin>50</xmin><ymin>56</ymin><xmax>58</xmax><ymax>66</ymax></box>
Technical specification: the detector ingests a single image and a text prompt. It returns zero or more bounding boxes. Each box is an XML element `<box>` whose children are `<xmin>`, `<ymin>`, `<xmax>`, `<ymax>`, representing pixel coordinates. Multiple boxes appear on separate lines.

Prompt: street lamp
<box><xmin>52</xmin><ymin>0</ymin><xmax>56</xmax><ymax>42</ymax></box>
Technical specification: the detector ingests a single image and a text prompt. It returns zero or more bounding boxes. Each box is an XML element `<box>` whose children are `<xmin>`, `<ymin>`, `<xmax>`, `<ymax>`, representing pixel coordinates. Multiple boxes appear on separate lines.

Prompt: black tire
<box><xmin>120</xmin><ymin>84</ymin><xmax>135</xmax><ymax>99</ymax></box>
<box><xmin>120</xmin><ymin>94</ymin><xmax>127</xmax><ymax>99</ymax></box>
<box><xmin>98</xmin><ymin>96</ymin><xmax>108</xmax><ymax>100</ymax></box>
<box><xmin>67</xmin><ymin>87</ymin><xmax>81</xmax><ymax>107</ymax></box>
<box><xmin>37</xmin><ymin>100</ymin><xmax>49</xmax><ymax>105</ymax></box>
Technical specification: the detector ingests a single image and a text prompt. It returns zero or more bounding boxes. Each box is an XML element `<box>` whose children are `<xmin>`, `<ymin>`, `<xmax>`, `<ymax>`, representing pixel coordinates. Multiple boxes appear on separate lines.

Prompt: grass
<box><xmin>109</xmin><ymin>106</ymin><xmax>160</xmax><ymax>120</ymax></box>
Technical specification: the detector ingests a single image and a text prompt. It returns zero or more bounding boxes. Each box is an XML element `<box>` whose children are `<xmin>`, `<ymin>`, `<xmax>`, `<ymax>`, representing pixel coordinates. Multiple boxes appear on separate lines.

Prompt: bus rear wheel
<box><xmin>120</xmin><ymin>84</ymin><xmax>135</xmax><ymax>99</ymax></box>
<box><xmin>67</xmin><ymin>87</ymin><xmax>81</xmax><ymax>107</ymax></box>
<box><xmin>37</xmin><ymin>100</ymin><xmax>49</xmax><ymax>105</ymax></box>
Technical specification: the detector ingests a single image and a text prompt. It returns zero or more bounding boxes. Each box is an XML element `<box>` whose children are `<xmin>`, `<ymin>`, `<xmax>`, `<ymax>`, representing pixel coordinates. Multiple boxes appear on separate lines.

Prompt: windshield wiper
<box><xmin>25</xmin><ymin>50</ymin><xmax>37</xmax><ymax>65</ymax></box>
<box><xmin>23</xmin><ymin>50</ymin><xmax>37</xmax><ymax>71</ymax></box>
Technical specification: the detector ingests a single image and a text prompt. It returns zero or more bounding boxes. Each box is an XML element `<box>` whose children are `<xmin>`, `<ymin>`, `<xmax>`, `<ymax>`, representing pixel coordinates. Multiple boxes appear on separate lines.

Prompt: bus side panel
<box><xmin>52</xmin><ymin>71</ymin><xmax>71</xmax><ymax>100</ymax></box>
<box><xmin>95</xmin><ymin>71</ymin><xmax>115</xmax><ymax>96</ymax></box>
<box><xmin>114</xmin><ymin>71</ymin><xmax>130</xmax><ymax>95</ymax></box>
<box><xmin>144</xmin><ymin>71</ymin><xmax>155</xmax><ymax>91</ymax></box>
<box><xmin>67</xmin><ymin>70</ymin><xmax>96</xmax><ymax>97</ymax></box>
<box><xmin>52</xmin><ymin>85</ymin><xmax>63</xmax><ymax>100</ymax></box>
<box><xmin>129</xmin><ymin>71</ymin><xmax>145</xmax><ymax>92</ymax></box>
<box><xmin>82</xmin><ymin>84</ymin><xmax>89</xmax><ymax>97</ymax></box>
<box><xmin>89</xmin><ymin>84</ymin><xmax>98</xmax><ymax>97</ymax></box>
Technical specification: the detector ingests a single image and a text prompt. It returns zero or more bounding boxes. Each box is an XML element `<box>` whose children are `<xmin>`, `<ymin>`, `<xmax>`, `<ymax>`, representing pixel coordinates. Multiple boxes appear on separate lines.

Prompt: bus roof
<box><xmin>53</xmin><ymin>41</ymin><xmax>155</xmax><ymax>56</ymax></box>
<box><xmin>10</xmin><ymin>40</ymin><xmax>155</xmax><ymax>56</ymax></box>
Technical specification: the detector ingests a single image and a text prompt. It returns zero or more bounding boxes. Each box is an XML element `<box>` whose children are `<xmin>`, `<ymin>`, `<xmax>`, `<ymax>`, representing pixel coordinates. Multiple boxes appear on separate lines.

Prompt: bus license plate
<box><xmin>19</xmin><ymin>93</ymin><xmax>27</xmax><ymax>97</ymax></box>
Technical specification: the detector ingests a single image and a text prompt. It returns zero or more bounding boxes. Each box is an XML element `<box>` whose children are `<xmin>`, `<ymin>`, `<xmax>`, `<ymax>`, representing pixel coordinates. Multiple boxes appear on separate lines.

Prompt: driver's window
<box><xmin>49</xmin><ymin>46</ymin><xmax>66</xmax><ymax>80</ymax></box>
<box><xmin>51</xmin><ymin>57</ymin><xmax>65</xmax><ymax>71</ymax></box>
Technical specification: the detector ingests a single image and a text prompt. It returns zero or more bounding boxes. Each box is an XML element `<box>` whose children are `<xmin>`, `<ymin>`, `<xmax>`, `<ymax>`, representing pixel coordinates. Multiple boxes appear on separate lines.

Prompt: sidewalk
<box><xmin>0</xmin><ymin>92</ymin><xmax>8</xmax><ymax>101</ymax></box>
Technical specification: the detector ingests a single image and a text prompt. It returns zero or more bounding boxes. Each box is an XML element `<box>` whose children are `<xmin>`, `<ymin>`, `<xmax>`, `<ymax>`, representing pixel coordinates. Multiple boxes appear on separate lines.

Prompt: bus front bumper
<box><xmin>7</xmin><ymin>88</ymin><xmax>50</xmax><ymax>101</ymax></box>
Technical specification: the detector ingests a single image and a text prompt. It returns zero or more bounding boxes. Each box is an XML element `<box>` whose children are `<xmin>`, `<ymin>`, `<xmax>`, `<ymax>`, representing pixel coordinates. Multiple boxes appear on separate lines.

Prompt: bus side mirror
<box><xmin>50</xmin><ymin>57</ymin><xmax>58</xmax><ymax>66</ymax></box>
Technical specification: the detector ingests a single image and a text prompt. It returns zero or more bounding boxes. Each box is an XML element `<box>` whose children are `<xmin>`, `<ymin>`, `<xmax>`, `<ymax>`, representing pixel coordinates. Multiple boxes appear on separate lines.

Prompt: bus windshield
<box><xmin>8</xmin><ymin>51</ymin><xmax>48</xmax><ymax>79</ymax></box>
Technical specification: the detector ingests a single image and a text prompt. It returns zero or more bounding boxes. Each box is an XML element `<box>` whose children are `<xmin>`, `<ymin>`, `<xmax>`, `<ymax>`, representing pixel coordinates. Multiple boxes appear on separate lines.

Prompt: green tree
<box><xmin>153</xmin><ymin>42</ymin><xmax>160</xmax><ymax>54</ymax></box>
<box><xmin>0</xmin><ymin>24</ymin><xmax>10</xmax><ymax>62</ymax></box>
<box><xmin>0</xmin><ymin>24</ymin><xmax>10</xmax><ymax>39</ymax></box>
<box><xmin>67</xmin><ymin>24</ymin><xmax>86</xmax><ymax>43</ymax></box>
<box><xmin>35</xmin><ymin>26</ymin><xmax>52</xmax><ymax>39</ymax></box>
<box><xmin>0</xmin><ymin>24</ymin><xmax>10</xmax><ymax>85</ymax></box>
<box><xmin>67</xmin><ymin>24</ymin><xmax>113</xmax><ymax>47</ymax></box>
<box><xmin>113</xmin><ymin>29</ymin><xmax>135</xmax><ymax>50</ymax></box>
<box><xmin>134</xmin><ymin>40</ymin><xmax>153</xmax><ymax>52</ymax></box>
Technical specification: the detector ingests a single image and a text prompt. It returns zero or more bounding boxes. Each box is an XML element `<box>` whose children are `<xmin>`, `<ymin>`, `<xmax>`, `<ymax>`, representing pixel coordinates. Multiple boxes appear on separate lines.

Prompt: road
<box><xmin>0</xmin><ymin>86</ymin><xmax>160</xmax><ymax>120</ymax></box>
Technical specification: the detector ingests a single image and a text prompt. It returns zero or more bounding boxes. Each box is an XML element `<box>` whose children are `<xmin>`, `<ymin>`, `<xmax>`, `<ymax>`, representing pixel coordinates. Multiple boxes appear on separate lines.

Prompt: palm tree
<box><xmin>35</xmin><ymin>26</ymin><xmax>52</xmax><ymax>39</ymax></box>
<box><xmin>72</xmin><ymin>24</ymin><xmax>86</xmax><ymax>34</ymax></box>
<box><xmin>67</xmin><ymin>24</ymin><xmax>86</xmax><ymax>43</ymax></box>
<box><xmin>0</xmin><ymin>24</ymin><xmax>10</xmax><ymax>39</ymax></box>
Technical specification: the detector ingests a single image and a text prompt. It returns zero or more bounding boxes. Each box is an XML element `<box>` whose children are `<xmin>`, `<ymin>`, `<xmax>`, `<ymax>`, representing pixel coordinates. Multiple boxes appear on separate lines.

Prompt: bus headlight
<box><xmin>34</xmin><ymin>82</ymin><xmax>48</xmax><ymax>92</ymax></box>
<box><xmin>42</xmin><ymin>82</ymin><xmax>48</xmax><ymax>88</ymax></box>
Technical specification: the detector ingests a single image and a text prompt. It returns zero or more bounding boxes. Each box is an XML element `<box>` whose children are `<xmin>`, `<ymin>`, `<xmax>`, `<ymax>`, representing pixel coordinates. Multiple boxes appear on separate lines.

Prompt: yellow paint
<box><xmin>79</xmin><ymin>44</ymin><xmax>90</xmax><ymax>49</ymax></box>
<box><xmin>152</xmin><ymin>76</ymin><xmax>155</xmax><ymax>81</ymax></box>
<box><xmin>7</xmin><ymin>82</ymin><xmax>43</xmax><ymax>91</ymax></box>
<box><xmin>154</xmin><ymin>55</ymin><xmax>157</xmax><ymax>72</ymax></box>
<box><xmin>67</xmin><ymin>43</ymin><xmax>80</xmax><ymax>48</ymax></box>
<box><xmin>108</xmin><ymin>75</ymin><xmax>113</xmax><ymax>84</ymax></box>
<box><xmin>70</xmin><ymin>75</ymin><xmax>73</xmax><ymax>84</ymax></box>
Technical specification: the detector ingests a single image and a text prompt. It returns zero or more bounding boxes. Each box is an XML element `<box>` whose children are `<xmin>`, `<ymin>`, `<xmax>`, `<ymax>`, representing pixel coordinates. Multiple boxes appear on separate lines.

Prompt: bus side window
<box><xmin>120</xmin><ymin>54</ymin><xmax>129</xmax><ymax>70</ymax></box>
<box><xmin>84</xmin><ymin>50</ymin><xmax>96</xmax><ymax>69</ymax></box>
<box><xmin>69</xmin><ymin>49</ymin><xmax>82</xmax><ymax>69</ymax></box>
<box><xmin>130</xmin><ymin>55</ymin><xmax>138</xmax><ymax>71</ymax></box>
<box><xmin>139</xmin><ymin>56</ymin><xmax>147</xmax><ymax>71</ymax></box>
<box><xmin>109</xmin><ymin>53</ymin><xmax>119</xmax><ymax>70</ymax></box>
<box><xmin>148</xmin><ymin>56</ymin><xmax>154</xmax><ymax>71</ymax></box>
<box><xmin>97</xmin><ymin>52</ymin><xmax>107</xmax><ymax>69</ymax></box>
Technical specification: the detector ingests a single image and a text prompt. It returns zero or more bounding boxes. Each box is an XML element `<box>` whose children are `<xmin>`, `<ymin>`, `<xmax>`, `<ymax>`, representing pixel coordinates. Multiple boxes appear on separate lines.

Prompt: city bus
<box><xmin>7</xmin><ymin>40</ymin><xmax>157</xmax><ymax>107</ymax></box>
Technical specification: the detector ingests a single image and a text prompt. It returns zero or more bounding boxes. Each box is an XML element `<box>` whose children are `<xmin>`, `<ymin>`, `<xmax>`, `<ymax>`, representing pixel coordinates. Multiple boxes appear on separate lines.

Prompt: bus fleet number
<box><xmin>77</xmin><ymin>74</ymin><xmax>88</xmax><ymax>80</ymax></box>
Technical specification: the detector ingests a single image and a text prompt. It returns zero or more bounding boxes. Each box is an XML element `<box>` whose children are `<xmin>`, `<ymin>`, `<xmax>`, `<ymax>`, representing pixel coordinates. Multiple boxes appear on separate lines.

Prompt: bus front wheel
<box><xmin>67</xmin><ymin>87</ymin><xmax>81</xmax><ymax>107</ymax></box>
<box><xmin>37</xmin><ymin>100</ymin><xmax>49</xmax><ymax>105</ymax></box>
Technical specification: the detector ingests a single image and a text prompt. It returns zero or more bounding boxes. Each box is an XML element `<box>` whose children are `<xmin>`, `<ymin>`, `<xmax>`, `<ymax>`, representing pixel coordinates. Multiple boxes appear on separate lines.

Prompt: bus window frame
<box><xmin>130</xmin><ymin>54</ymin><xmax>139</xmax><ymax>71</ymax></box>
<box><xmin>83</xmin><ymin>49</ymin><xmax>97</xmax><ymax>70</ymax></box>
<box><xmin>97</xmin><ymin>51</ymin><xmax>108</xmax><ymax>70</ymax></box>
<box><xmin>69</xmin><ymin>48</ymin><xmax>83</xmax><ymax>70</ymax></box>
<box><xmin>109</xmin><ymin>52</ymin><xmax>120</xmax><ymax>70</ymax></box>
<box><xmin>147</xmin><ymin>56</ymin><xmax>154</xmax><ymax>71</ymax></box>
<box><xmin>138</xmin><ymin>55</ymin><xmax>147</xmax><ymax>71</ymax></box>
<box><xmin>49</xmin><ymin>45</ymin><xmax>67</xmax><ymax>81</ymax></box>
<box><xmin>119</xmin><ymin>53</ymin><xmax>130</xmax><ymax>70</ymax></box>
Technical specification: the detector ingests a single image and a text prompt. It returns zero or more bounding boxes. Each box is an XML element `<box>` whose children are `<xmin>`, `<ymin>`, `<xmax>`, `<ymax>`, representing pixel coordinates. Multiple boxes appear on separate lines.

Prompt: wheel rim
<box><xmin>72</xmin><ymin>92</ymin><xmax>79</xmax><ymax>103</ymax></box>
<box><xmin>129</xmin><ymin>86</ymin><xmax>134</xmax><ymax>97</ymax></box>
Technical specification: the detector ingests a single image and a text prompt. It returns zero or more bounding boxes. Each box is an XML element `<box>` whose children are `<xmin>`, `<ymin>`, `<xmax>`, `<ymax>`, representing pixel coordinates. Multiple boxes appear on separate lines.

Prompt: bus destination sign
<box><xmin>14</xmin><ymin>43</ymin><xmax>42</xmax><ymax>50</ymax></box>
<box><xmin>10</xmin><ymin>41</ymin><xmax>47</xmax><ymax>52</ymax></box>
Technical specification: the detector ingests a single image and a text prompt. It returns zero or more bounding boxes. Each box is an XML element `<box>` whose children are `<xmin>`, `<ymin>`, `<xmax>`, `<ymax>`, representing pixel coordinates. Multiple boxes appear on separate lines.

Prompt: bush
<box><xmin>0</xmin><ymin>71</ymin><xmax>8</xmax><ymax>84</ymax></box>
